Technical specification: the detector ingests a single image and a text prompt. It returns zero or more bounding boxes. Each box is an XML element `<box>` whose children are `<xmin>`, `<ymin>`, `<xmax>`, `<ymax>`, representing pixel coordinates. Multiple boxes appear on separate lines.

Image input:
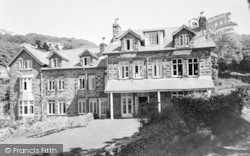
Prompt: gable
<box><xmin>78</xmin><ymin>49</ymin><xmax>99</xmax><ymax>59</ymax></box>
<box><xmin>47</xmin><ymin>51</ymin><xmax>69</xmax><ymax>61</ymax></box>
<box><xmin>173</xmin><ymin>25</ymin><xmax>196</xmax><ymax>37</ymax></box>
<box><xmin>119</xmin><ymin>29</ymin><xmax>142</xmax><ymax>41</ymax></box>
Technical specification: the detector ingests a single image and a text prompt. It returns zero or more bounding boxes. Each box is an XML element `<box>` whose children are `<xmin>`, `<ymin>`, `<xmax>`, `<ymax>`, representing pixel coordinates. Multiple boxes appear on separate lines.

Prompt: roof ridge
<box><xmin>121</xmin><ymin>26</ymin><xmax>179</xmax><ymax>32</ymax></box>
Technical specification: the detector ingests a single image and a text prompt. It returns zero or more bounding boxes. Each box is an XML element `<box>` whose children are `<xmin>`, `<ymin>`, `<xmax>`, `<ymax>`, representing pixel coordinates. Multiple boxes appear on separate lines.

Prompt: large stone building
<box><xmin>104</xmin><ymin>19</ymin><xmax>216</xmax><ymax>119</ymax></box>
<box><xmin>8</xmin><ymin>43</ymin><xmax>108</xmax><ymax>121</ymax></box>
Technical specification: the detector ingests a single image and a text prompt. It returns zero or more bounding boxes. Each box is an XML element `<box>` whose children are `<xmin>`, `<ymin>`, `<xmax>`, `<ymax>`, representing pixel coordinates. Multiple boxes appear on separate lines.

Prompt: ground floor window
<box><xmin>58</xmin><ymin>102</ymin><xmax>66</xmax><ymax>114</ymax></box>
<box><xmin>78</xmin><ymin>99</ymin><xmax>86</xmax><ymax>114</ymax></box>
<box><xmin>89</xmin><ymin>99</ymin><xmax>98</xmax><ymax>114</ymax></box>
<box><xmin>121</xmin><ymin>95</ymin><xmax>133</xmax><ymax>116</ymax></box>
<box><xmin>100</xmin><ymin>98</ymin><xmax>109</xmax><ymax>115</ymax></box>
<box><xmin>47</xmin><ymin>100</ymin><xmax>55</xmax><ymax>115</ymax></box>
<box><xmin>18</xmin><ymin>100</ymin><xmax>34</xmax><ymax>115</ymax></box>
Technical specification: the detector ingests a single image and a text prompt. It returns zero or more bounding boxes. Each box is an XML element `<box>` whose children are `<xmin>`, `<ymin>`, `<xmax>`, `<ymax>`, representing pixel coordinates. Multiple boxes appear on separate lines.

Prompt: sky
<box><xmin>0</xmin><ymin>0</ymin><xmax>249</xmax><ymax>45</ymax></box>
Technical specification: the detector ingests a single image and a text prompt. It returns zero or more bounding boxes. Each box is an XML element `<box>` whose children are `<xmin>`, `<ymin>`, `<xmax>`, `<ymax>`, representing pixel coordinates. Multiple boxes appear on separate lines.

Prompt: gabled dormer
<box><xmin>173</xmin><ymin>25</ymin><xmax>196</xmax><ymax>48</ymax></box>
<box><xmin>144</xmin><ymin>30</ymin><xmax>164</xmax><ymax>46</ymax></box>
<box><xmin>78</xmin><ymin>49</ymin><xmax>99</xmax><ymax>67</ymax></box>
<box><xmin>120</xmin><ymin>29</ymin><xmax>142</xmax><ymax>51</ymax></box>
<box><xmin>46</xmin><ymin>51</ymin><xmax>69</xmax><ymax>68</ymax></box>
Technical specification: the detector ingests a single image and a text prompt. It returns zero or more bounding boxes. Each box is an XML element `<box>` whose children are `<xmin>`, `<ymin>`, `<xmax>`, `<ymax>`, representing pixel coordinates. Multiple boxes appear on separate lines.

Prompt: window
<box><xmin>78</xmin><ymin>75</ymin><xmax>85</xmax><ymax>90</ymax></box>
<box><xmin>47</xmin><ymin>100</ymin><xmax>55</xmax><ymax>115</ymax></box>
<box><xmin>119</xmin><ymin>61</ymin><xmax>129</xmax><ymax>79</ymax></box>
<box><xmin>19</xmin><ymin>60</ymin><xmax>32</xmax><ymax>70</ymax></box>
<box><xmin>171</xmin><ymin>92</ymin><xmax>185</xmax><ymax>99</ymax></box>
<box><xmin>133</xmin><ymin>61</ymin><xmax>144</xmax><ymax>79</ymax></box>
<box><xmin>125</xmin><ymin>39</ymin><xmax>134</xmax><ymax>51</ymax></box>
<box><xmin>179</xmin><ymin>34</ymin><xmax>190</xmax><ymax>47</ymax></box>
<box><xmin>172</xmin><ymin>59</ymin><xmax>183</xmax><ymax>77</ymax></box>
<box><xmin>152</xmin><ymin>60</ymin><xmax>162</xmax><ymax>78</ymax></box>
<box><xmin>100</xmin><ymin>98</ymin><xmax>109</xmax><ymax>115</ymax></box>
<box><xmin>50</xmin><ymin>58</ymin><xmax>59</xmax><ymax>68</ymax></box>
<box><xmin>18</xmin><ymin>100</ymin><xmax>34</xmax><ymax>115</ymax></box>
<box><xmin>81</xmin><ymin>57</ymin><xmax>90</xmax><ymax>66</ymax></box>
<box><xmin>145</xmin><ymin>31</ymin><xmax>163</xmax><ymax>45</ymax></box>
<box><xmin>20</xmin><ymin>78</ymin><xmax>32</xmax><ymax>92</ymax></box>
<box><xmin>58</xmin><ymin>102</ymin><xmax>66</xmax><ymax>114</ymax></box>
<box><xmin>104</xmin><ymin>75</ymin><xmax>108</xmax><ymax>87</ymax></box>
<box><xmin>88</xmin><ymin>75</ymin><xmax>96</xmax><ymax>90</ymax></box>
<box><xmin>89</xmin><ymin>99</ymin><xmax>98</xmax><ymax>114</ymax></box>
<box><xmin>188</xmin><ymin>58</ymin><xmax>199</xmax><ymax>76</ymax></box>
<box><xmin>57</xmin><ymin>77</ymin><xmax>65</xmax><ymax>91</ymax></box>
<box><xmin>78</xmin><ymin>99</ymin><xmax>86</xmax><ymax>114</ymax></box>
<box><xmin>48</xmin><ymin>79</ymin><xmax>55</xmax><ymax>91</ymax></box>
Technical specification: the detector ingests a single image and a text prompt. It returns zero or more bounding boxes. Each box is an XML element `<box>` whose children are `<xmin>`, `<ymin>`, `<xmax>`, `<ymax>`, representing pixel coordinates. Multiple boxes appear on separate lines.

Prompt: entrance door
<box><xmin>89</xmin><ymin>99</ymin><xmax>98</xmax><ymax>114</ymax></box>
<box><xmin>121</xmin><ymin>96</ymin><xmax>133</xmax><ymax>117</ymax></box>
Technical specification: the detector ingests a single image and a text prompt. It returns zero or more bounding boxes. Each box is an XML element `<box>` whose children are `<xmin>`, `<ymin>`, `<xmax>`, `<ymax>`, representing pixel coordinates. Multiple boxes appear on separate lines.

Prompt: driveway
<box><xmin>0</xmin><ymin>119</ymin><xmax>140</xmax><ymax>152</ymax></box>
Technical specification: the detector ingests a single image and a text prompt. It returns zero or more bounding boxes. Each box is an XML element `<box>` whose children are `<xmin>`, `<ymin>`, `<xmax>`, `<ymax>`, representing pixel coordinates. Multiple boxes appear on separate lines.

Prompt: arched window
<box><xmin>185</xmin><ymin>34</ymin><xmax>189</xmax><ymax>46</ymax></box>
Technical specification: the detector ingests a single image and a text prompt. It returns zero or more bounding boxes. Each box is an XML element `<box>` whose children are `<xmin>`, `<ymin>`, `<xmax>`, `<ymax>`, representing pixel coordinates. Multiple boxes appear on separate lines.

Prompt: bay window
<box><xmin>20</xmin><ymin>78</ymin><xmax>32</xmax><ymax>92</ymax></box>
<box><xmin>18</xmin><ymin>100</ymin><xmax>34</xmax><ymax>116</ymax></box>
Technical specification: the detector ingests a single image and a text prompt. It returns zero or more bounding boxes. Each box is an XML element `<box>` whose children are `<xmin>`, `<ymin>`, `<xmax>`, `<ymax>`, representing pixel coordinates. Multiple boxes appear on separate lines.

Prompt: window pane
<box><xmin>128</xmin><ymin>98</ymin><xmax>132</xmax><ymax>113</ymax></box>
<box><xmin>178</xmin><ymin>65</ymin><xmax>183</xmax><ymax>75</ymax></box>
<box><xmin>189</xmin><ymin>64</ymin><xmax>193</xmax><ymax>75</ymax></box>
<box><xmin>194</xmin><ymin>64</ymin><xmax>199</xmax><ymax>75</ymax></box>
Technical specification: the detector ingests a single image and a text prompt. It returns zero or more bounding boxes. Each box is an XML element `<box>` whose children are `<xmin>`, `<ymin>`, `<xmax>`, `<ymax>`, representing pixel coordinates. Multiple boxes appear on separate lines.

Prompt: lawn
<box><xmin>0</xmin><ymin>119</ymin><xmax>140</xmax><ymax>153</ymax></box>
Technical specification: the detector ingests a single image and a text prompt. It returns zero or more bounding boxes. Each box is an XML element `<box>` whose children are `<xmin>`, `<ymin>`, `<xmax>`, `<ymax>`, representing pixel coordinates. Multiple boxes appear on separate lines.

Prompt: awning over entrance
<box><xmin>105</xmin><ymin>76</ymin><xmax>214</xmax><ymax>93</ymax></box>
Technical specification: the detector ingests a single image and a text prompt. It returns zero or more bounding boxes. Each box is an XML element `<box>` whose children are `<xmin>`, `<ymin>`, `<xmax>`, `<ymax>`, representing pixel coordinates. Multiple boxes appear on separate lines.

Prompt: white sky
<box><xmin>0</xmin><ymin>0</ymin><xmax>249</xmax><ymax>45</ymax></box>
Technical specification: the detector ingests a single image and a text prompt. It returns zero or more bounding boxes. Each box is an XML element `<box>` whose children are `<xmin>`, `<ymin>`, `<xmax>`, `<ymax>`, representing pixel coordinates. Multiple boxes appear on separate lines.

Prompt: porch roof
<box><xmin>105</xmin><ymin>76</ymin><xmax>214</xmax><ymax>93</ymax></box>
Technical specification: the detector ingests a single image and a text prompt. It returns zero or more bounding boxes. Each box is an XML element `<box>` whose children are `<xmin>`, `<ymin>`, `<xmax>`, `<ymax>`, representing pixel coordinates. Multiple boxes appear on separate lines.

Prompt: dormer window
<box><xmin>179</xmin><ymin>34</ymin><xmax>190</xmax><ymax>47</ymax></box>
<box><xmin>124</xmin><ymin>39</ymin><xmax>134</xmax><ymax>51</ymax></box>
<box><xmin>50</xmin><ymin>58</ymin><xmax>59</xmax><ymax>68</ymax></box>
<box><xmin>81</xmin><ymin>57</ymin><xmax>91</xmax><ymax>66</ymax></box>
<box><xmin>145</xmin><ymin>31</ymin><xmax>163</xmax><ymax>46</ymax></box>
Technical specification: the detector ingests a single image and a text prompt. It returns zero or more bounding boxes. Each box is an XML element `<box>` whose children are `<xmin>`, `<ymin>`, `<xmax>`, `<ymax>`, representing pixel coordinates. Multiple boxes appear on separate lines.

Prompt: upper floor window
<box><xmin>50</xmin><ymin>58</ymin><xmax>59</xmax><ymax>68</ymax></box>
<box><xmin>88</xmin><ymin>75</ymin><xmax>96</xmax><ymax>90</ymax></box>
<box><xmin>19</xmin><ymin>60</ymin><xmax>32</xmax><ymax>70</ymax></box>
<box><xmin>47</xmin><ymin>100</ymin><xmax>55</xmax><ymax>115</ymax></box>
<box><xmin>179</xmin><ymin>34</ymin><xmax>190</xmax><ymax>47</ymax></box>
<box><xmin>48</xmin><ymin>79</ymin><xmax>55</xmax><ymax>91</ymax></box>
<box><xmin>188</xmin><ymin>58</ymin><xmax>199</xmax><ymax>76</ymax></box>
<box><xmin>78</xmin><ymin>75</ymin><xmax>85</xmax><ymax>90</ymax></box>
<box><xmin>57</xmin><ymin>77</ymin><xmax>65</xmax><ymax>91</ymax></box>
<box><xmin>172</xmin><ymin>59</ymin><xmax>183</xmax><ymax>77</ymax></box>
<box><xmin>81</xmin><ymin>57</ymin><xmax>90</xmax><ymax>66</ymax></box>
<box><xmin>124</xmin><ymin>39</ymin><xmax>134</xmax><ymax>51</ymax></box>
<box><xmin>119</xmin><ymin>61</ymin><xmax>129</xmax><ymax>79</ymax></box>
<box><xmin>20</xmin><ymin>78</ymin><xmax>32</xmax><ymax>92</ymax></box>
<box><xmin>152</xmin><ymin>60</ymin><xmax>162</xmax><ymax>78</ymax></box>
<box><xmin>133</xmin><ymin>61</ymin><xmax>144</xmax><ymax>79</ymax></box>
<box><xmin>145</xmin><ymin>31</ymin><xmax>163</xmax><ymax>45</ymax></box>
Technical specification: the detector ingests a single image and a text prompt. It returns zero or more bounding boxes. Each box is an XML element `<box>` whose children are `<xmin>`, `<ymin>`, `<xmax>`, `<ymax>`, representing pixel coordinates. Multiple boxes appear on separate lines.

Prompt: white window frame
<box><xmin>121</xmin><ymin>95</ymin><xmax>133</xmax><ymax>117</ymax></box>
<box><xmin>119</xmin><ymin>61</ymin><xmax>129</xmax><ymax>79</ymax></box>
<box><xmin>78</xmin><ymin>75</ymin><xmax>85</xmax><ymax>90</ymax></box>
<box><xmin>18</xmin><ymin>100</ymin><xmax>34</xmax><ymax>116</ymax></box>
<box><xmin>152</xmin><ymin>60</ymin><xmax>162</xmax><ymax>78</ymax></box>
<box><xmin>179</xmin><ymin>34</ymin><xmax>190</xmax><ymax>47</ymax></box>
<box><xmin>58</xmin><ymin>102</ymin><xmax>66</xmax><ymax>115</ymax></box>
<box><xmin>81</xmin><ymin>57</ymin><xmax>90</xmax><ymax>66</ymax></box>
<box><xmin>188</xmin><ymin>58</ymin><xmax>199</xmax><ymax>76</ymax></box>
<box><xmin>125</xmin><ymin>39</ymin><xmax>134</xmax><ymax>51</ymax></box>
<box><xmin>146</xmin><ymin>32</ymin><xmax>159</xmax><ymax>45</ymax></box>
<box><xmin>88</xmin><ymin>75</ymin><xmax>96</xmax><ymax>90</ymax></box>
<box><xmin>48</xmin><ymin>79</ymin><xmax>55</xmax><ymax>91</ymax></box>
<box><xmin>47</xmin><ymin>100</ymin><xmax>55</xmax><ymax>115</ymax></box>
<box><xmin>133</xmin><ymin>61</ymin><xmax>144</xmax><ymax>79</ymax></box>
<box><xmin>57</xmin><ymin>77</ymin><xmax>65</xmax><ymax>91</ymax></box>
<box><xmin>100</xmin><ymin>98</ymin><xmax>109</xmax><ymax>115</ymax></box>
<box><xmin>19</xmin><ymin>60</ymin><xmax>32</xmax><ymax>70</ymax></box>
<box><xmin>78</xmin><ymin>99</ymin><xmax>86</xmax><ymax>114</ymax></box>
<box><xmin>172</xmin><ymin>58</ymin><xmax>183</xmax><ymax>77</ymax></box>
<box><xmin>89</xmin><ymin>98</ymin><xmax>98</xmax><ymax>114</ymax></box>
<box><xmin>50</xmin><ymin>58</ymin><xmax>59</xmax><ymax>68</ymax></box>
<box><xmin>20</xmin><ymin>78</ymin><xmax>32</xmax><ymax>92</ymax></box>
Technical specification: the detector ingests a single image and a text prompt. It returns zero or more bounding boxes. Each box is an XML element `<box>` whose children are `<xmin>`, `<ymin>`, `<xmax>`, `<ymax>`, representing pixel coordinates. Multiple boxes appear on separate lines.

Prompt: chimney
<box><xmin>99</xmin><ymin>37</ymin><xmax>107</xmax><ymax>56</ymax></box>
<box><xmin>112</xmin><ymin>18</ymin><xmax>121</xmax><ymax>43</ymax></box>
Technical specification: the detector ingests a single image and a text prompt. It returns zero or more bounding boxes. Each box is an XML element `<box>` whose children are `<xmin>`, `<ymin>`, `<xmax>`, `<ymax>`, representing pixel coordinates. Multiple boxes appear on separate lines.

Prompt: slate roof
<box><xmin>105</xmin><ymin>76</ymin><xmax>214</xmax><ymax>93</ymax></box>
<box><xmin>104</xmin><ymin>26</ymin><xmax>216</xmax><ymax>55</ymax></box>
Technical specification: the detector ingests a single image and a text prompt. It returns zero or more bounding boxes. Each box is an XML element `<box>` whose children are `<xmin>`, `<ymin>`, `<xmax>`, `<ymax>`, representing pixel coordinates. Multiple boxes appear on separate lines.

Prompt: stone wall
<box><xmin>9</xmin><ymin>50</ymin><xmax>42</xmax><ymax>120</ymax></box>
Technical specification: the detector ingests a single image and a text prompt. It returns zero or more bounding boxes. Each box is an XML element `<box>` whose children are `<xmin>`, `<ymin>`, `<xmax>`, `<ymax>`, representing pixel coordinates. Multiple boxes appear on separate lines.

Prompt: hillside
<box><xmin>0</xmin><ymin>30</ymin><xmax>97</xmax><ymax>65</ymax></box>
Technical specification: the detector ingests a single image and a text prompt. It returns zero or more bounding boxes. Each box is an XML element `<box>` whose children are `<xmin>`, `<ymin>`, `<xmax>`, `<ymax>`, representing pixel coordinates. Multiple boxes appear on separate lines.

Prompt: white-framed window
<box><xmin>171</xmin><ymin>92</ymin><xmax>185</xmax><ymax>99</ymax></box>
<box><xmin>133</xmin><ymin>61</ymin><xmax>144</xmax><ymax>79</ymax></box>
<box><xmin>146</xmin><ymin>32</ymin><xmax>159</xmax><ymax>45</ymax></box>
<box><xmin>20</xmin><ymin>78</ymin><xmax>32</xmax><ymax>92</ymax></box>
<box><xmin>57</xmin><ymin>77</ymin><xmax>65</xmax><ymax>91</ymax></box>
<box><xmin>179</xmin><ymin>34</ymin><xmax>190</xmax><ymax>47</ymax></box>
<box><xmin>19</xmin><ymin>60</ymin><xmax>32</xmax><ymax>70</ymax></box>
<box><xmin>78</xmin><ymin>98</ymin><xmax>86</xmax><ymax>114</ymax></box>
<box><xmin>152</xmin><ymin>60</ymin><xmax>162</xmax><ymax>78</ymax></box>
<box><xmin>58</xmin><ymin>102</ymin><xmax>66</xmax><ymax>114</ymax></box>
<box><xmin>119</xmin><ymin>61</ymin><xmax>129</xmax><ymax>79</ymax></box>
<box><xmin>78</xmin><ymin>75</ymin><xmax>85</xmax><ymax>90</ymax></box>
<box><xmin>50</xmin><ymin>58</ymin><xmax>59</xmax><ymax>68</ymax></box>
<box><xmin>47</xmin><ymin>100</ymin><xmax>55</xmax><ymax>115</ymax></box>
<box><xmin>100</xmin><ymin>98</ymin><xmax>109</xmax><ymax>115</ymax></box>
<box><xmin>188</xmin><ymin>58</ymin><xmax>199</xmax><ymax>76</ymax></box>
<box><xmin>88</xmin><ymin>75</ymin><xmax>96</xmax><ymax>90</ymax></box>
<box><xmin>124</xmin><ymin>39</ymin><xmax>134</xmax><ymax>51</ymax></box>
<box><xmin>104</xmin><ymin>75</ymin><xmax>108</xmax><ymax>87</ymax></box>
<box><xmin>89</xmin><ymin>98</ymin><xmax>98</xmax><ymax>114</ymax></box>
<box><xmin>81</xmin><ymin>57</ymin><xmax>91</xmax><ymax>66</ymax></box>
<box><xmin>172</xmin><ymin>58</ymin><xmax>183</xmax><ymax>77</ymax></box>
<box><xmin>18</xmin><ymin>100</ymin><xmax>34</xmax><ymax>115</ymax></box>
<box><xmin>48</xmin><ymin>79</ymin><xmax>55</xmax><ymax>91</ymax></box>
